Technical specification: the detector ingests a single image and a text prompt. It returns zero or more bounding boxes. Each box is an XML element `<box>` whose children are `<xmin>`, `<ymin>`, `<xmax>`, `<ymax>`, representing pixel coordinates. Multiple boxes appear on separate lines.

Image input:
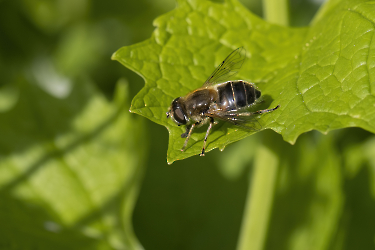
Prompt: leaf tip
<box><xmin>129</xmin><ymin>106</ymin><xmax>136</xmax><ymax>113</ymax></box>
<box><xmin>111</xmin><ymin>52</ymin><xmax>118</xmax><ymax>61</ymax></box>
<box><xmin>166</xmin><ymin>156</ymin><xmax>174</xmax><ymax>165</ymax></box>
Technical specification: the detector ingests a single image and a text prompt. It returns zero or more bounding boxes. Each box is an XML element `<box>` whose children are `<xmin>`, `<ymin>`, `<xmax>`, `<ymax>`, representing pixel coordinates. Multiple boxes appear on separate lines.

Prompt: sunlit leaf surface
<box><xmin>0</xmin><ymin>80</ymin><xmax>145</xmax><ymax>250</ymax></box>
<box><xmin>113</xmin><ymin>0</ymin><xmax>375</xmax><ymax>163</ymax></box>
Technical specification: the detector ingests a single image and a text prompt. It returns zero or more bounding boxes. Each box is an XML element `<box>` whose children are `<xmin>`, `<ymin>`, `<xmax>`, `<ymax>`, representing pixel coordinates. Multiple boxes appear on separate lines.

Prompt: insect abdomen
<box><xmin>217</xmin><ymin>80</ymin><xmax>260</xmax><ymax>111</ymax></box>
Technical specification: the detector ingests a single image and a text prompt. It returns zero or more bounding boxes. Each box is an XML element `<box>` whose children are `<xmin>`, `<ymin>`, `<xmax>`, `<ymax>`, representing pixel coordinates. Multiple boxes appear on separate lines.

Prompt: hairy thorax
<box><xmin>183</xmin><ymin>88</ymin><xmax>218</xmax><ymax>122</ymax></box>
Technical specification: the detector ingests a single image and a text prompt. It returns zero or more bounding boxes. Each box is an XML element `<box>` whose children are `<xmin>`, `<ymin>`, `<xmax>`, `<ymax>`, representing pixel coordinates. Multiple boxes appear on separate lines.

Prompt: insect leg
<box><xmin>200</xmin><ymin>118</ymin><xmax>214</xmax><ymax>156</ymax></box>
<box><xmin>181</xmin><ymin>123</ymin><xmax>196</xmax><ymax>151</ymax></box>
<box><xmin>252</xmin><ymin>104</ymin><xmax>280</xmax><ymax>115</ymax></box>
<box><xmin>226</xmin><ymin>104</ymin><xmax>280</xmax><ymax>117</ymax></box>
<box><xmin>181</xmin><ymin>125</ymin><xmax>191</xmax><ymax>138</ymax></box>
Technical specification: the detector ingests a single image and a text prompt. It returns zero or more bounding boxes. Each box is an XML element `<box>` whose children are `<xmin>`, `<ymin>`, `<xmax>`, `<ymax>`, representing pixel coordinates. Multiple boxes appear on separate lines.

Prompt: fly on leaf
<box><xmin>166</xmin><ymin>47</ymin><xmax>280</xmax><ymax>156</ymax></box>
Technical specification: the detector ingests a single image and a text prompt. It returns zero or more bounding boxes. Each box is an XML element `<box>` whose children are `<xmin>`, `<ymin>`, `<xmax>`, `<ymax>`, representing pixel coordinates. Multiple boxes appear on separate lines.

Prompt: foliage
<box><xmin>0</xmin><ymin>78</ymin><xmax>146</xmax><ymax>249</ymax></box>
<box><xmin>1</xmin><ymin>0</ymin><xmax>375</xmax><ymax>250</ymax></box>
<box><xmin>114</xmin><ymin>0</ymin><xmax>375</xmax><ymax>163</ymax></box>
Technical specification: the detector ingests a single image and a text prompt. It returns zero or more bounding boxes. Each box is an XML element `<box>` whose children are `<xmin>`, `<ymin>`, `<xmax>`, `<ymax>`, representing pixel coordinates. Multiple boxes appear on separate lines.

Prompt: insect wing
<box><xmin>207</xmin><ymin>109</ymin><xmax>262</xmax><ymax>131</ymax></box>
<box><xmin>203</xmin><ymin>47</ymin><xmax>246</xmax><ymax>87</ymax></box>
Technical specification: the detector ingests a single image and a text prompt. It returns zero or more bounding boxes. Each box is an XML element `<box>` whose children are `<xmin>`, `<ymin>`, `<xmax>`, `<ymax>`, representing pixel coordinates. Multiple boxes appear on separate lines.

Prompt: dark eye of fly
<box><xmin>174</xmin><ymin>108</ymin><xmax>186</xmax><ymax>124</ymax></box>
<box><xmin>171</xmin><ymin>97</ymin><xmax>187</xmax><ymax>125</ymax></box>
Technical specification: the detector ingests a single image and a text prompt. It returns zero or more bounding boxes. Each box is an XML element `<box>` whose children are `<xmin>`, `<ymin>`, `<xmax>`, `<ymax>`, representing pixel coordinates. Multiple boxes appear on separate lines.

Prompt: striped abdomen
<box><xmin>216</xmin><ymin>80</ymin><xmax>261</xmax><ymax>111</ymax></box>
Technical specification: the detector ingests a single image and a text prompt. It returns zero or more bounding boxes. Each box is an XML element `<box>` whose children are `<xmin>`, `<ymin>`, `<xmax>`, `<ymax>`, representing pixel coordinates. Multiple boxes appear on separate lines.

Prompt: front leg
<box><xmin>200</xmin><ymin>118</ymin><xmax>214</xmax><ymax>156</ymax></box>
<box><xmin>181</xmin><ymin>125</ymin><xmax>191</xmax><ymax>138</ymax></box>
<box><xmin>181</xmin><ymin>122</ymin><xmax>198</xmax><ymax>151</ymax></box>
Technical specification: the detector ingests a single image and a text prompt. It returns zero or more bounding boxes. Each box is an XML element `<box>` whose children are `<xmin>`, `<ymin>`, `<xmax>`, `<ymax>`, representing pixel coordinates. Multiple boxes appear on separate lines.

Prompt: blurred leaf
<box><xmin>0</xmin><ymin>83</ymin><xmax>19</xmax><ymax>112</ymax></box>
<box><xmin>339</xmin><ymin>151</ymin><xmax>375</xmax><ymax>250</ymax></box>
<box><xmin>344</xmin><ymin>135</ymin><xmax>375</xmax><ymax>198</ymax></box>
<box><xmin>363</xmin><ymin>137</ymin><xmax>375</xmax><ymax>198</ymax></box>
<box><xmin>216</xmin><ymin>134</ymin><xmax>259</xmax><ymax>180</ymax></box>
<box><xmin>265</xmin><ymin>132</ymin><xmax>343</xmax><ymax>250</ymax></box>
<box><xmin>113</xmin><ymin>0</ymin><xmax>375</xmax><ymax>163</ymax></box>
<box><xmin>0</xmin><ymin>79</ymin><xmax>146</xmax><ymax>250</ymax></box>
<box><xmin>54</xmin><ymin>23</ymin><xmax>105</xmax><ymax>78</ymax></box>
<box><xmin>21</xmin><ymin>0</ymin><xmax>89</xmax><ymax>33</ymax></box>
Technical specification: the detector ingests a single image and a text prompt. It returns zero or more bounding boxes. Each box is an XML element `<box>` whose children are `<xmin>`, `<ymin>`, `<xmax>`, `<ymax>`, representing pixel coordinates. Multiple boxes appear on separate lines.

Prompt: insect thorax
<box><xmin>183</xmin><ymin>88</ymin><xmax>218</xmax><ymax>117</ymax></box>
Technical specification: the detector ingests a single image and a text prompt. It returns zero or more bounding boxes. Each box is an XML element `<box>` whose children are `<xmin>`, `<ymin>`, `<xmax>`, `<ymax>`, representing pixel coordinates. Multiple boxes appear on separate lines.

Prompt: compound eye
<box><xmin>173</xmin><ymin>107</ymin><xmax>186</xmax><ymax>125</ymax></box>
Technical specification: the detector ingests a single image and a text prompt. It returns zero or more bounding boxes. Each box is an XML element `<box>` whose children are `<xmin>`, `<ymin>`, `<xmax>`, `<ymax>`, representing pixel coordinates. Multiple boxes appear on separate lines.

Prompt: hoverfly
<box><xmin>166</xmin><ymin>47</ymin><xmax>280</xmax><ymax>156</ymax></box>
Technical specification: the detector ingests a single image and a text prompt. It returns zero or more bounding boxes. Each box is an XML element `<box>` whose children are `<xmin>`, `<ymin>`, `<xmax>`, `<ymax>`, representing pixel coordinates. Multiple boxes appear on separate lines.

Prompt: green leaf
<box><xmin>113</xmin><ymin>0</ymin><xmax>375</xmax><ymax>163</ymax></box>
<box><xmin>0</xmin><ymin>79</ymin><xmax>146</xmax><ymax>250</ymax></box>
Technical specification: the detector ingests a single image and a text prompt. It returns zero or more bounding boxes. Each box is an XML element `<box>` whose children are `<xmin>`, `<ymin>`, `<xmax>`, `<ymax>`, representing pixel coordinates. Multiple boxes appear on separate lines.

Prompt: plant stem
<box><xmin>263</xmin><ymin>0</ymin><xmax>289</xmax><ymax>26</ymax></box>
<box><xmin>236</xmin><ymin>142</ymin><xmax>279</xmax><ymax>250</ymax></box>
<box><xmin>236</xmin><ymin>1</ymin><xmax>288</xmax><ymax>248</ymax></box>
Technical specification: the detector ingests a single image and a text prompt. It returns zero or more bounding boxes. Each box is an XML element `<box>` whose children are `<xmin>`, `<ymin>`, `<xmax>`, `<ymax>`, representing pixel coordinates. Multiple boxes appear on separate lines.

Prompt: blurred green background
<box><xmin>1</xmin><ymin>0</ymin><xmax>375</xmax><ymax>249</ymax></box>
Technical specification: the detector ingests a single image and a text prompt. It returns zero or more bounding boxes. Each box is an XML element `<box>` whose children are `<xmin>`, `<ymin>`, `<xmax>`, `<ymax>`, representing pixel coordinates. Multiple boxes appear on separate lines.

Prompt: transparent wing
<box><xmin>206</xmin><ymin>109</ymin><xmax>262</xmax><ymax>131</ymax></box>
<box><xmin>203</xmin><ymin>47</ymin><xmax>246</xmax><ymax>87</ymax></box>
<box><xmin>207</xmin><ymin>104</ymin><xmax>280</xmax><ymax>130</ymax></box>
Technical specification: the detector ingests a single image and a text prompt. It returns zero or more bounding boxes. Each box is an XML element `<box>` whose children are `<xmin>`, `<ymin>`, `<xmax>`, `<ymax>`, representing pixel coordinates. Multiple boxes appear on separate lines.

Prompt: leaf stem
<box><xmin>263</xmin><ymin>0</ymin><xmax>289</xmax><ymax>26</ymax></box>
<box><xmin>236</xmin><ymin>140</ymin><xmax>279</xmax><ymax>250</ymax></box>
